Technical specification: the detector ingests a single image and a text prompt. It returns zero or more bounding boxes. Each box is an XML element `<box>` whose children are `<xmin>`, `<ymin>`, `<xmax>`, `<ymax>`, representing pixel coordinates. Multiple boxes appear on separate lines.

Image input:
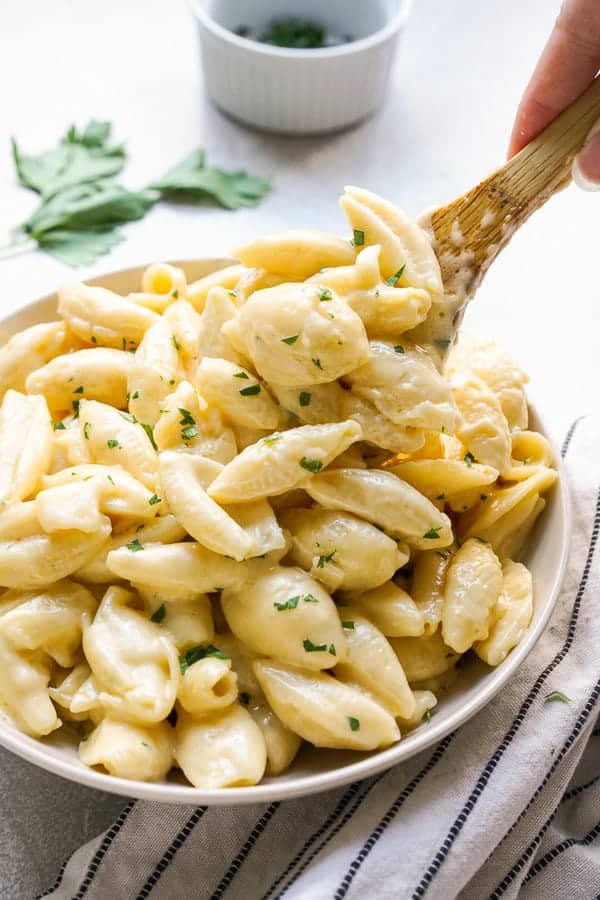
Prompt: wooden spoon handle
<box><xmin>430</xmin><ymin>75</ymin><xmax>600</xmax><ymax>299</ymax></box>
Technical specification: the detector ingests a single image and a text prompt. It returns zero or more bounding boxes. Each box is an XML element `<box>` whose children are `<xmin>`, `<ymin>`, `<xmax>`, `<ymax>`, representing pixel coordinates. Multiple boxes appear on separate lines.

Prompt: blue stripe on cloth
<box><xmin>35</xmin><ymin>856</ymin><xmax>69</xmax><ymax>899</ymax></box>
<box><xmin>263</xmin><ymin>782</ymin><xmax>365</xmax><ymax>899</ymax></box>
<box><xmin>210</xmin><ymin>802</ymin><xmax>280</xmax><ymax>899</ymax></box>
<box><xmin>72</xmin><ymin>800</ymin><xmax>137</xmax><ymax>900</ymax></box>
<box><xmin>135</xmin><ymin>806</ymin><xmax>207</xmax><ymax>899</ymax></box>
<box><xmin>405</xmin><ymin>485</ymin><xmax>600</xmax><ymax>900</ymax></box>
<box><xmin>489</xmin><ymin>679</ymin><xmax>600</xmax><ymax>898</ymax></box>
<box><xmin>559</xmin><ymin>773</ymin><xmax>600</xmax><ymax>806</ymax></box>
<box><xmin>331</xmin><ymin>735</ymin><xmax>456</xmax><ymax>900</ymax></box>
<box><xmin>522</xmin><ymin>817</ymin><xmax>600</xmax><ymax>885</ymax></box>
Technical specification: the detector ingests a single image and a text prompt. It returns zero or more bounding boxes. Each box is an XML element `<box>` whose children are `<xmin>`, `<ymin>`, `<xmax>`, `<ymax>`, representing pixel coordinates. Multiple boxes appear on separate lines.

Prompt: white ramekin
<box><xmin>190</xmin><ymin>0</ymin><xmax>411</xmax><ymax>134</ymax></box>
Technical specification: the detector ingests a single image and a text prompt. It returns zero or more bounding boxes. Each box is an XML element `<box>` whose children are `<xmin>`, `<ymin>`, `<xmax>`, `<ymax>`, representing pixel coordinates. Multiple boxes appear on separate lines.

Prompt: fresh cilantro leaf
<box><xmin>385</xmin><ymin>264</ymin><xmax>406</xmax><ymax>286</ymax></box>
<box><xmin>150</xmin><ymin>604</ymin><xmax>166</xmax><ymax>623</ymax></box>
<box><xmin>107</xmin><ymin>439</ymin><xmax>120</xmax><ymax>449</ymax></box>
<box><xmin>299</xmin><ymin>391</ymin><xmax>311</xmax><ymax>407</ymax></box>
<box><xmin>149</xmin><ymin>149</ymin><xmax>270</xmax><ymax>210</ymax></box>
<box><xmin>11</xmin><ymin>121</ymin><xmax>125</xmax><ymax>199</ymax></box>
<box><xmin>281</xmin><ymin>334</ymin><xmax>299</xmax><ymax>345</ymax></box>
<box><xmin>239</xmin><ymin>384</ymin><xmax>261</xmax><ymax>396</ymax></box>
<box><xmin>317</xmin><ymin>550</ymin><xmax>336</xmax><ymax>567</ymax></box>
<box><xmin>126</xmin><ymin>538</ymin><xmax>144</xmax><ymax>552</ymax></box>
<box><xmin>423</xmin><ymin>527</ymin><xmax>441</xmax><ymax>539</ymax></box>
<box><xmin>233</xmin><ymin>371</ymin><xmax>249</xmax><ymax>380</ymax></box>
<box><xmin>179</xmin><ymin>644</ymin><xmax>230</xmax><ymax>674</ymax></box>
<box><xmin>303</xmin><ymin>638</ymin><xmax>327</xmax><ymax>653</ymax></box>
<box><xmin>299</xmin><ymin>457</ymin><xmax>323</xmax><ymax>473</ymax></box>
<box><xmin>24</xmin><ymin>181</ymin><xmax>157</xmax><ymax>238</ymax></box>
<box><xmin>139</xmin><ymin>421</ymin><xmax>158</xmax><ymax>450</ymax></box>
<box><xmin>35</xmin><ymin>226</ymin><xmax>124</xmax><ymax>266</ymax></box>
<box><xmin>464</xmin><ymin>452</ymin><xmax>475</xmax><ymax>467</ymax></box>
<box><xmin>274</xmin><ymin>595</ymin><xmax>300</xmax><ymax>611</ymax></box>
<box><xmin>341</xmin><ymin>620</ymin><xmax>355</xmax><ymax>629</ymax></box>
<box><xmin>148</xmin><ymin>494</ymin><xmax>162</xmax><ymax>506</ymax></box>
<box><xmin>545</xmin><ymin>691</ymin><xmax>571</xmax><ymax>704</ymax></box>
<box><xmin>352</xmin><ymin>229</ymin><xmax>365</xmax><ymax>247</ymax></box>
<box><xmin>318</xmin><ymin>287</ymin><xmax>333</xmax><ymax>301</ymax></box>
<box><xmin>347</xmin><ymin>716</ymin><xmax>360</xmax><ymax>731</ymax></box>
<box><xmin>182</xmin><ymin>425</ymin><xmax>199</xmax><ymax>442</ymax></box>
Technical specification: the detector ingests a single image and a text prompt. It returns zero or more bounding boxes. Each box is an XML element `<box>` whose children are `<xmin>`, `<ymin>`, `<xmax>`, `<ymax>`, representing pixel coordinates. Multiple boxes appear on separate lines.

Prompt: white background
<box><xmin>1</xmin><ymin>0</ymin><xmax>599</xmax><ymax>442</ymax></box>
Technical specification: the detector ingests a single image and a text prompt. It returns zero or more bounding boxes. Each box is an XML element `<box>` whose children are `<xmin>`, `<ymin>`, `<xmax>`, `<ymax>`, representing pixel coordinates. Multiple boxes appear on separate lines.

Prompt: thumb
<box><xmin>573</xmin><ymin>117</ymin><xmax>600</xmax><ymax>190</ymax></box>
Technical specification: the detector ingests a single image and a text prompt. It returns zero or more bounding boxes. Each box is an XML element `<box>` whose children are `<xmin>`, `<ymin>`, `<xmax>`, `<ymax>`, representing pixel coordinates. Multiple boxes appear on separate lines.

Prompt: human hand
<box><xmin>509</xmin><ymin>0</ymin><xmax>600</xmax><ymax>189</ymax></box>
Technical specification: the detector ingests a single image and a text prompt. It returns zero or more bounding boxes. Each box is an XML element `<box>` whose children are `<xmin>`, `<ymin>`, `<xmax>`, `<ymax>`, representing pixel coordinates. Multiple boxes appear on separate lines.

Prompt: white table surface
<box><xmin>0</xmin><ymin>0</ymin><xmax>598</xmax><ymax>894</ymax></box>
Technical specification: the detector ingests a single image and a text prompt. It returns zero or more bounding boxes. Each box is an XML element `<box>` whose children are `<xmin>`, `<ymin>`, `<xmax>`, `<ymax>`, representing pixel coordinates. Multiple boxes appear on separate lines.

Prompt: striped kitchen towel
<box><xmin>28</xmin><ymin>416</ymin><xmax>600</xmax><ymax>899</ymax></box>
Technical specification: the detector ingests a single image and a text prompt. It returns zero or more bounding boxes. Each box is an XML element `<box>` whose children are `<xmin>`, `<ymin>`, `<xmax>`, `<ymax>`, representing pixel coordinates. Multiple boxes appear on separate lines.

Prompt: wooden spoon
<box><xmin>421</xmin><ymin>75</ymin><xmax>600</xmax><ymax>339</ymax></box>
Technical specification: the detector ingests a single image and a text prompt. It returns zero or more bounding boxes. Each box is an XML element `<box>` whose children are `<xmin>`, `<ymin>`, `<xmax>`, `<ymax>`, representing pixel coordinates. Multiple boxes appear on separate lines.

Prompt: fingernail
<box><xmin>573</xmin><ymin>130</ymin><xmax>600</xmax><ymax>191</ymax></box>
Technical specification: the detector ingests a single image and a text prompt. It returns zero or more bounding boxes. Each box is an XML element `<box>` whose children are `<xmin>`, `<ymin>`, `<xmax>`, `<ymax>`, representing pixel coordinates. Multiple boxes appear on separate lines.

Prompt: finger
<box><xmin>573</xmin><ymin>118</ymin><xmax>600</xmax><ymax>188</ymax></box>
<box><xmin>508</xmin><ymin>0</ymin><xmax>600</xmax><ymax>157</ymax></box>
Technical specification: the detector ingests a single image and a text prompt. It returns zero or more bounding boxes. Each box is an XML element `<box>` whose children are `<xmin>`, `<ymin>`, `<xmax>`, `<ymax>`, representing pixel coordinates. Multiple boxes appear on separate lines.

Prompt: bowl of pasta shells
<box><xmin>0</xmin><ymin>186</ymin><xmax>568</xmax><ymax>804</ymax></box>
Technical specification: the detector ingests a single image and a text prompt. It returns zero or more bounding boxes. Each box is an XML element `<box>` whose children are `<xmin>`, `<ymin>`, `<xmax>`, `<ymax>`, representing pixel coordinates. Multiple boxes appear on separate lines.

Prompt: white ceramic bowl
<box><xmin>0</xmin><ymin>260</ymin><xmax>570</xmax><ymax>806</ymax></box>
<box><xmin>190</xmin><ymin>0</ymin><xmax>411</xmax><ymax>134</ymax></box>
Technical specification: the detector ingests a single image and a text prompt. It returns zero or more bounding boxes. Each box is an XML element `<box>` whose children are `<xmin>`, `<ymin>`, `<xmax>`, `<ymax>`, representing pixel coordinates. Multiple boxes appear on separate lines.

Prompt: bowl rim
<box><xmin>0</xmin><ymin>261</ymin><xmax>571</xmax><ymax>806</ymax></box>
<box><xmin>189</xmin><ymin>0</ymin><xmax>413</xmax><ymax>60</ymax></box>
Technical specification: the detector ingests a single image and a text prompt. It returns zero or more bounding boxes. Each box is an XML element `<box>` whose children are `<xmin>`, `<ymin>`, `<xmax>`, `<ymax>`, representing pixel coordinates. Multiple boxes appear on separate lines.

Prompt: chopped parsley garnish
<box><xmin>318</xmin><ymin>286</ymin><xmax>333</xmax><ymax>301</ymax></box>
<box><xmin>342</xmin><ymin>620</ymin><xmax>355</xmax><ymax>629</ymax></box>
<box><xmin>317</xmin><ymin>549</ymin><xmax>336</xmax><ymax>568</ymax></box>
<box><xmin>119</xmin><ymin>412</ymin><xmax>135</xmax><ymax>423</ymax></box>
<box><xmin>263</xmin><ymin>434</ymin><xmax>282</xmax><ymax>445</ymax></box>
<box><xmin>139</xmin><ymin>421</ymin><xmax>158</xmax><ymax>450</ymax></box>
<box><xmin>171</xmin><ymin>289</ymin><xmax>179</xmax><ymax>299</ymax></box>
<box><xmin>274</xmin><ymin>595</ymin><xmax>300</xmax><ymax>611</ymax></box>
<box><xmin>281</xmin><ymin>334</ymin><xmax>299</xmax><ymax>345</ymax></box>
<box><xmin>423</xmin><ymin>527</ymin><xmax>441</xmax><ymax>540</ymax></box>
<box><xmin>303</xmin><ymin>638</ymin><xmax>327</xmax><ymax>653</ymax></box>
<box><xmin>239</xmin><ymin>692</ymin><xmax>250</xmax><ymax>706</ymax></box>
<box><xmin>464</xmin><ymin>452</ymin><xmax>475</xmax><ymax>467</ymax></box>
<box><xmin>352</xmin><ymin>229</ymin><xmax>365</xmax><ymax>247</ymax></box>
<box><xmin>172</xmin><ymin>334</ymin><xmax>181</xmax><ymax>351</ymax></box>
<box><xmin>385</xmin><ymin>264</ymin><xmax>406</xmax><ymax>286</ymax></box>
<box><xmin>148</xmin><ymin>494</ymin><xmax>161</xmax><ymax>506</ymax></box>
<box><xmin>304</xmin><ymin>594</ymin><xmax>319</xmax><ymax>603</ymax></box>
<box><xmin>233</xmin><ymin>371</ymin><xmax>249</xmax><ymax>379</ymax></box>
<box><xmin>82</xmin><ymin>475</ymin><xmax>93</xmax><ymax>481</ymax></box>
<box><xmin>436</xmin><ymin>493</ymin><xmax>445</xmax><ymax>501</ymax></box>
<box><xmin>480</xmin><ymin>493</ymin><xmax>488</xmax><ymax>501</ymax></box>
<box><xmin>347</xmin><ymin>716</ymin><xmax>360</xmax><ymax>731</ymax></box>
<box><xmin>106</xmin><ymin>474</ymin><xmax>115</xmax><ymax>485</ymax></box>
<box><xmin>299</xmin><ymin>391</ymin><xmax>311</xmax><ymax>407</ymax></box>
<box><xmin>130</xmin><ymin>390</ymin><xmax>140</xmax><ymax>400</ymax></box>
<box><xmin>83</xmin><ymin>422</ymin><xmax>91</xmax><ymax>440</ymax></box>
<box><xmin>545</xmin><ymin>691</ymin><xmax>571</xmax><ymax>704</ymax></box>
<box><xmin>126</xmin><ymin>538</ymin><xmax>144</xmax><ymax>552</ymax></box>
<box><xmin>328</xmin><ymin>643</ymin><xmax>336</xmax><ymax>656</ymax></box>
<box><xmin>393</xmin><ymin>344</ymin><xmax>405</xmax><ymax>354</ymax></box>
<box><xmin>239</xmin><ymin>384</ymin><xmax>261</xmax><ymax>396</ymax></box>
<box><xmin>312</xmin><ymin>357</ymin><xmax>323</xmax><ymax>370</ymax></box>
<box><xmin>423</xmin><ymin>708</ymin><xmax>436</xmax><ymax>723</ymax></box>
<box><xmin>52</xmin><ymin>420</ymin><xmax>66</xmax><ymax>431</ymax></box>
<box><xmin>91</xmin><ymin>336</ymin><xmax>97</xmax><ymax>343</ymax></box>
<box><xmin>73</xmin><ymin>385</ymin><xmax>84</xmax><ymax>394</ymax></box>
<box><xmin>179</xmin><ymin>644</ymin><xmax>230</xmax><ymax>674</ymax></box>
<box><xmin>182</xmin><ymin>425</ymin><xmax>199</xmax><ymax>442</ymax></box>
<box><xmin>107</xmin><ymin>438</ymin><xmax>120</xmax><ymax>449</ymax></box>
<box><xmin>300</xmin><ymin>457</ymin><xmax>323</xmax><ymax>473</ymax></box>
<box><xmin>150</xmin><ymin>604</ymin><xmax>166</xmax><ymax>623</ymax></box>
<box><xmin>178</xmin><ymin>408</ymin><xmax>196</xmax><ymax>425</ymax></box>
<box><xmin>72</xmin><ymin>399</ymin><xmax>80</xmax><ymax>417</ymax></box>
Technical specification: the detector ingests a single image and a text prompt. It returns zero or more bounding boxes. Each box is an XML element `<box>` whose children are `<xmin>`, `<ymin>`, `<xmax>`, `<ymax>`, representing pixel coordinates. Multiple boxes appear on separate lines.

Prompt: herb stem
<box><xmin>0</xmin><ymin>232</ymin><xmax>37</xmax><ymax>260</ymax></box>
